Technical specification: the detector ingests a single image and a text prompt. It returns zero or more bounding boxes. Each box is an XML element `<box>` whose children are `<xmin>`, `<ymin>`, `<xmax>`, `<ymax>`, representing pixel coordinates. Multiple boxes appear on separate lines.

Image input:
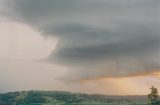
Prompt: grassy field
<box><xmin>0</xmin><ymin>91</ymin><xmax>147</xmax><ymax>105</ymax></box>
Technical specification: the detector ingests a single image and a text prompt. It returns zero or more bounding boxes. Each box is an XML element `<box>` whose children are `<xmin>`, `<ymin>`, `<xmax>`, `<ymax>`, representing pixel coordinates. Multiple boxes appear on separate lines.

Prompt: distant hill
<box><xmin>0</xmin><ymin>91</ymin><xmax>147</xmax><ymax>105</ymax></box>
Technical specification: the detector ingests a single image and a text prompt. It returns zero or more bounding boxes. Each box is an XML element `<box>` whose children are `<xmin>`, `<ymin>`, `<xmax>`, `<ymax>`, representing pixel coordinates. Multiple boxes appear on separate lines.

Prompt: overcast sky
<box><xmin>0</xmin><ymin>0</ymin><xmax>160</xmax><ymax>95</ymax></box>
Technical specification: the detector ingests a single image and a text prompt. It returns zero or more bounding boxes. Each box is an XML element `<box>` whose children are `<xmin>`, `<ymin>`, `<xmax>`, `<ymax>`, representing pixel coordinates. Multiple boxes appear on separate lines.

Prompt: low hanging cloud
<box><xmin>1</xmin><ymin>0</ymin><xmax>160</xmax><ymax>81</ymax></box>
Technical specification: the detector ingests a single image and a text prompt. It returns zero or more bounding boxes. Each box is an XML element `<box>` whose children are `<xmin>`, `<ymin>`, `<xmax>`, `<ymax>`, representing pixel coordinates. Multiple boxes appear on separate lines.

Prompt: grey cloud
<box><xmin>46</xmin><ymin>22</ymin><xmax>160</xmax><ymax>64</ymax></box>
<box><xmin>2</xmin><ymin>0</ymin><xmax>160</xmax><ymax>25</ymax></box>
<box><xmin>1</xmin><ymin>0</ymin><xmax>160</xmax><ymax>81</ymax></box>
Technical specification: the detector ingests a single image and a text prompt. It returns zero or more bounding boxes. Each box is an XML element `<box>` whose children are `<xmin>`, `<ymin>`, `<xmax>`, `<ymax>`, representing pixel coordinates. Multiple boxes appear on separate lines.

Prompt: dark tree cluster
<box><xmin>148</xmin><ymin>86</ymin><xmax>160</xmax><ymax>105</ymax></box>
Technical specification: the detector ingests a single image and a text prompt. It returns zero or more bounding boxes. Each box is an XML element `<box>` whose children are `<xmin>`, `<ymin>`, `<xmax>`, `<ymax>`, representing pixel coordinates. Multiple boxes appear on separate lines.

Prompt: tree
<box><xmin>148</xmin><ymin>86</ymin><xmax>159</xmax><ymax>105</ymax></box>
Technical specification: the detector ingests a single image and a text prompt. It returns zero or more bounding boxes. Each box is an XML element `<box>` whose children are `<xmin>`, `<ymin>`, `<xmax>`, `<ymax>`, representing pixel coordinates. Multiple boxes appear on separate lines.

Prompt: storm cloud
<box><xmin>1</xmin><ymin>0</ymin><xmax>160</xmax><ymax>81</ymax></box>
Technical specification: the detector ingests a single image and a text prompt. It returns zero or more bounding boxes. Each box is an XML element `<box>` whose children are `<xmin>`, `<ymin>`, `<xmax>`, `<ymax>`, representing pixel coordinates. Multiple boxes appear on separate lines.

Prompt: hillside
<box><xmin>0</xmin><ymin>91</ymin><xmax>147</xmax><ymax>105</ymax></box>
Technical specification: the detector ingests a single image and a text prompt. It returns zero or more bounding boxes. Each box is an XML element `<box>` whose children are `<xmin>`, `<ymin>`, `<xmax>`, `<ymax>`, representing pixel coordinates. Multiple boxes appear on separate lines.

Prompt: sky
<box><xmin>0</xmin><ymin>0</ymin><xmax>160</xmax><ymax>95</ymax></box>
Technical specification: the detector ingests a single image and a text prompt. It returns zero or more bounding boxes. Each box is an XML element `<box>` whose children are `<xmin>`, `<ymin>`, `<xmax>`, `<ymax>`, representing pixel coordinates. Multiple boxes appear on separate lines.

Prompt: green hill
<box><xmin>0</xmin><ymin>91</ymin><xmax>147</xmax><ymax>105</ymax></box>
